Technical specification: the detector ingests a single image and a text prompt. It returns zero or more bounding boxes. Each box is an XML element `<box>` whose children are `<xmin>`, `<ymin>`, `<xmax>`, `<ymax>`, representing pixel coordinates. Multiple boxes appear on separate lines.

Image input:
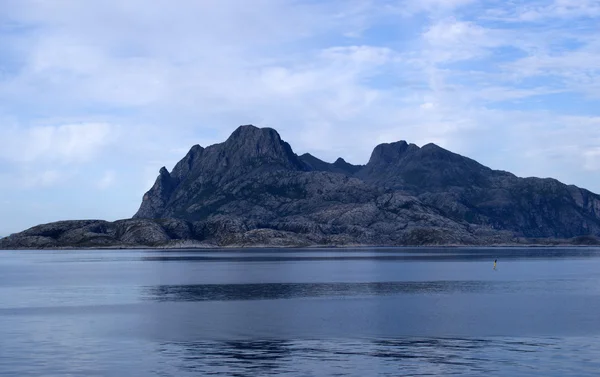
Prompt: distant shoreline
<box><xmin>3</xmin><ymin>243</ymin><xmax>600</xmax><ymax>251</ymax></box>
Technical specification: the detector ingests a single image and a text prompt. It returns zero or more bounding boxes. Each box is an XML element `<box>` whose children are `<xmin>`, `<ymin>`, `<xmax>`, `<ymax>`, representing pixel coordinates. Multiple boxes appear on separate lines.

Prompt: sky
<box><xmin>1</xmin><ymin>0</ymin><xmax>600</xmax><ymax>235</ymax></box>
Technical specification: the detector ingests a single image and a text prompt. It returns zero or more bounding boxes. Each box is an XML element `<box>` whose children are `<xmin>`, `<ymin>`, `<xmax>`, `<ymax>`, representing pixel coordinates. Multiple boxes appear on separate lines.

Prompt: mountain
<box><xmin>356</xmin><ymin>141</ymin><xmax>600</xmax><ymax>238</ymax></box>
<box><xmin>2</xmin><ymin>124</ymin><xmax>600</xmax><ymax>249</ymax></box>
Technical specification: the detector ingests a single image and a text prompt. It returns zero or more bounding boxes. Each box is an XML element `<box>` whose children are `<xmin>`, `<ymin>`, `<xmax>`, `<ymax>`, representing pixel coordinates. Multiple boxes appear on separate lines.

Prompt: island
<box><xmin>2</xmin><ymin>125</ymin><xmax>600</xmax><ymax>249</ymax></box>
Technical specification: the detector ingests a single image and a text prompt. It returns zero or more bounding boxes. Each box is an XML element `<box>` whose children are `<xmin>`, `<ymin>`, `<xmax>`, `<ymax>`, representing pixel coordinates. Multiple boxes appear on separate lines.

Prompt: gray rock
<box><xmin>3</xmin><ymin>124</ymin><xmax>600</xmax><ymax>249</ymax></box>
<box><xmin>356</xmin><ymin>141</ymin><xmax>600</xmax><ymax>238</ymax></box>
<box><xmin>0</xmin><ymin>219</ymin><xmax>197</xmax><ymax>249</ymax></box>
<box><xmin>131</xmin><ymin>124</ymin><xmax>600</xmax><ymax>244</ymax></box>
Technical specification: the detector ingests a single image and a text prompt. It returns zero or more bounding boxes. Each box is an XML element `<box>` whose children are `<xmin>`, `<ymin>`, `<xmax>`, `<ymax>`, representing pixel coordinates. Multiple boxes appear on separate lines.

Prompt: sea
<box><xmin>1</xmin><ymin>247</ymin><xmax>600</xmax><ymax>376</ymax></box>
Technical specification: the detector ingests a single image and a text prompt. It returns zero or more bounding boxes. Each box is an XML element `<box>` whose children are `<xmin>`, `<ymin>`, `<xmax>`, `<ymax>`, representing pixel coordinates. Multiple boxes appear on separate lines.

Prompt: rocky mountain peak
<box><xmin>299</xmin><ymin>153</ymin><xmax>331</xmax><ymax>171</ymax></box>
<box><xmin>225</xmin><ymin>125</ymin><xmax>283</xmax><ymax>154</ymax></box>
<box><xmin>227</xmin><ymin>124</ymin><xmax>279</xmax><ymax>142</ymax></box>
<box><xmin>170</xmin><ymin>144</ymin><xmax>205</xmax><ymax>181</ymax></box>
<box><xmin>419</xmin><ymin>143</ymin><xmax>462</xmax><ymax>161</ymax></box>
<box><xmin>159</xmin><ymin>166</ymin><xmax>170</xmax><ymax>177</ymax></box>
<box><xmin>367</xmin><ymin>140</ymin><xmax>419</xmax><ymax>165</ymax></box>
<box><xmin>133</xmin><ymin>125</ymin><xmax>307</xmax><ymax>219</ymax></box>
<box><xmin>219</xmin><ymin>125</ymin><xmax>304</xmax><ymax>170</ymax></box>
<box><xmin>135</xmin><ymin>165</ymin><xmax>176</xmax><ymax>219</ymax></box>
<box><xmin>421</xmin><ymin>142</ymin><xmax>441</xmax><ymax>150</ymax></box>
<box><xmin>333</xmin><ymin>157</ymin><xmax>362</xmax><ymax>174</ymax></box>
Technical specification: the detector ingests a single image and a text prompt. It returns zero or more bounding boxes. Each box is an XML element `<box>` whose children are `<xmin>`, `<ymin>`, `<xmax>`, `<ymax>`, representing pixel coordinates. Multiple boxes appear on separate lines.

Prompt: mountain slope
<box><xmin>135</xmin><ymin>126</ymin><xmax>306</xmax><ymax>219</ymax></box>
<box><xmin>136</xmin><ymin>125</ymin><xmax>600</xmax><ymax>240</ymax></box>
<box><xmin>356</xmin><ymin>141</ymin><xmax>600</xmax><ymax>238</ymax></box>
<box><xmin>131</xmin><ymin>125</ymin><xmax>493</xmax><ymax>245</ymax></box>
<box><xmin>2</xmin><ymin>124</ymin><xmax>600</xmax><ymax>249</ymax></box>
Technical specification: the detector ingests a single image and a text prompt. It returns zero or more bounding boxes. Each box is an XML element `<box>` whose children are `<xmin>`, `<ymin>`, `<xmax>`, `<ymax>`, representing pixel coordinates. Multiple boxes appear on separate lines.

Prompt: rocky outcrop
<box><xmin>3</xmin><ymin>124</ymin><xmax>600</xmax><ymax>249</ymax></box>
<box><xmin>0</xmin><ymin>219</ymin><xmax>182</xmax><ymax>249</ymax></box>
<box><xmin>2</xmin><ymin>215</ymin><xmax>596</xmax><ymax>249</ymax></box>
<box><xmin>0</xmin><ymin>215</ymin><xmax>497</xmax><ymax>249</ymax></box>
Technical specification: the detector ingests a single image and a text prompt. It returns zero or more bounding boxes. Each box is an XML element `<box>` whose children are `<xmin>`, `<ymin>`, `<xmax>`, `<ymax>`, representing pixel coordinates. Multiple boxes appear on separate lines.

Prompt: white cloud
<box><xmin>519</xmin><ymin>0</ymin><xmax>600</xmax><ymax>21</ymax></box>
<box><xmin>504</xmin><ymin>47</ymin><xmax>600</xmax><ymax>98</ymax></box>
<box><xmin>3</xmin><ymin>169</ymin><xmax>65</xmax><ymax>189</ymax></box>
<box><xmin>397</xmin><ymin>0</ymin><xmax>477</xmax><ymax>16</ymax></box>
<box><xmin>0</xmin><ymin>123</ymin><xmax>117</xmax><ymax>164</ymax></box>
<box><xmin>321</xmin><ymin>45</ymin><xmax>395</xmax><ymax>65</ymax></box>
<box><xmin>480</xmin><ymin>0</ymin><xmax>600</xmax><ymax>22</ymax></box>
<box><xmin>422</xmin><ymin>18</ymin><xmax>508</xmax><ymax>63</ymax></box>
<box><xmin>1</xmin><ymin>0</ymin><xmax>600</xmax><ymax>234</ymax></box>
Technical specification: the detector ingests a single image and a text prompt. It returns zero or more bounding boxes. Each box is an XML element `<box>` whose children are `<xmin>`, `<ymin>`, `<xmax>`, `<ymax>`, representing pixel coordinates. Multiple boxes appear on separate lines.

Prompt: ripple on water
<box><xmin>146</xmin><ymin>337</ymin><xmax>600</xmax><ymax>377</ymax></box>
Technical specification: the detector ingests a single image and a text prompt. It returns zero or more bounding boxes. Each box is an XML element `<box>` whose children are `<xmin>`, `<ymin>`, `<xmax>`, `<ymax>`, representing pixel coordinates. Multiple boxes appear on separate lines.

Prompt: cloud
<box><xmin>517</xmin><ymin>0</ymin><xmax>600</xmax><ymax>21</ymax></box>
<box><xmin>0</xmin><ymin>0</ymin><xmax>600</xmax><ymax>234</ymax></box>
<box><xmin>504</xmin><ymin>47</ymin><xmax>600</xmax><ymax>98</ymax></box>
<box><xmin>0</xmin><ymin>169</ymin><xmax>66</xmax><ymax>189</ymax></box>
<box><xmin>422</xmin><ymin>18</ymin><xmax>507</xmax><ymax>62</ymax></box>
<box><xmin>396</xmin><ymin>0</ymin><xmax>477</xmax><ymax>16</ymax></box>
<box><xmin>0</xmin><ymin>123</ymin><xmax>117</xmax><ymax>164</ymax></box>
<box><xmin>0</xmin><ymin>0</ymin><xmax>382</xmax><ymax>110</ymax></box>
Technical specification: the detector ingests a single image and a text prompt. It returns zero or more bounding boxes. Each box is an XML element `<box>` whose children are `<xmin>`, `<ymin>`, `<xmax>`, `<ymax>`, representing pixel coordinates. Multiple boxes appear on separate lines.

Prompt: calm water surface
<box><xmin>1</xmin><ymin>247</ymin><xmax>600</xmax><ymax>376</ymax></box>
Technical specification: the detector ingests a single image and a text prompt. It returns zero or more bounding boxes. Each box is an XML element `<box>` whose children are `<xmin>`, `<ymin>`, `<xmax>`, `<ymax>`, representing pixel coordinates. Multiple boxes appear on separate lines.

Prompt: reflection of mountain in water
<box><xmin>157</xmin><ymin>337</ymin><xmax>582</xmax><ymax>376</ymax></box>
<box><xmin>144</xmin><ymin>276</ymin><xmax>600</xmax><ymax>303</ymax></box>
<box><xmin>144</xmin><ymin>281</ymin><xmax>493</xmax><ymax>302</ymax></box>
<box><xmin>161</xmin><ymin>340</ymin><xmax>293</xmax><ymax>376</ymax></box>
<box><xmin>139</xmin><ymin>248</ymin><xmax>600</xmax><ymax>264</ymax></box>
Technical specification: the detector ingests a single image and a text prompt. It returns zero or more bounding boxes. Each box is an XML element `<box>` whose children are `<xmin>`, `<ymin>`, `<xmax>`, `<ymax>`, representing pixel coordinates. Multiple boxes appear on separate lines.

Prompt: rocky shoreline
<box><xmin>2</xmin><ymin>218</ymin><xmax>599</xmax><ymax>250</ymax></box>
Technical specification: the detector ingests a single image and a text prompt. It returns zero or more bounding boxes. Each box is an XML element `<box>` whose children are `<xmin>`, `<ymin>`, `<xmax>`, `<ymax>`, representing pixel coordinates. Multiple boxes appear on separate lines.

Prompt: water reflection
<box><xmin>139</xmin><ymin>249</ymin><xmax>600</xmax><ymax>263</ymax></box>
<box><xmin>156</xmin><ymin>337</ymin><xmax>600</xmax><ymax>376</ymax></box>
<box><xmin>143</xmin><ymin>281</ymin><xmax>494</xmax><ymax>302</ymax></box>
<box><xmin>4</xmin><ymin>249</ymin><xmax>600</xmax><ymax>376</ymax></box>
<box><xmin>143</xmin><ymin>278</ymin><xmax>600</xmax><ymax>302</ymax></box>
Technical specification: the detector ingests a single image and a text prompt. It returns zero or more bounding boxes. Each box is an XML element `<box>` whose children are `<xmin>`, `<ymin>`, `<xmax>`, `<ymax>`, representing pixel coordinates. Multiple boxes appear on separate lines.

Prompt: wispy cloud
<box><xmin>494</xmin><ymin>0</ymin><xmax>600</xmax><ymax>22</ymax></box>
<box><xmin>0</xmin><ymin>123</ymin><xmax>117</xmax><ymax>164</ymax></box>
<box><xmin>0</xmin><ymin>0</ymin><xmax>599</xmax><ymax>234</ymax></box>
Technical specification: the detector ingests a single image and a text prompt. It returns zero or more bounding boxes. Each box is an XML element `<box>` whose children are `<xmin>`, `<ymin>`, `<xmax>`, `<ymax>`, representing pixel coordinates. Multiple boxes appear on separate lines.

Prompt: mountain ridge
<box><xmin>2</xmin><ymin>124</ymin><xmax>600</xmax><ymax>249</ymax></box>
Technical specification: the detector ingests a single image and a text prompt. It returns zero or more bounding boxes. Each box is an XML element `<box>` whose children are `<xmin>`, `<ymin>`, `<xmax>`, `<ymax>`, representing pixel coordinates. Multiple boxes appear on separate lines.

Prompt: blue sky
<box><xmin>1</xmin><ymin>0</ymin><xmax>600</xmax><ymax>235</ymax></box>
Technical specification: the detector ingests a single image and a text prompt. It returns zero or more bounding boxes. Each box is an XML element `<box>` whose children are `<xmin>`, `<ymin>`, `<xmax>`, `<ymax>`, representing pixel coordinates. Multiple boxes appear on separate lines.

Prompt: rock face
<box><xmin>129</xmin><ymin>124</ymin><xmax>600</xmax><ymax>245</ymax></box>
<box><xmin>356</xmin><ymin>141</ymin><xmax>600</xmax><ymax>238</ymax></box>
<box><xmin>0</xmin><ymin>219</ymin><xmax>199</xmax><ymax>249</ymax></box>
<box><xmin>3</xmin><ymin>124</ymin><xmax>600</xmax><ymax>249</ymax></box>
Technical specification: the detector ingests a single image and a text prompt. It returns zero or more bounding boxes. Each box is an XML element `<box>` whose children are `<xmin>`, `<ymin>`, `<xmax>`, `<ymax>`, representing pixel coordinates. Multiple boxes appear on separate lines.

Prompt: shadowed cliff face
<box><xmin>3</xmin><ymin>124</ymin><xmax>600</xmax><ymax>249</ymax></box>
